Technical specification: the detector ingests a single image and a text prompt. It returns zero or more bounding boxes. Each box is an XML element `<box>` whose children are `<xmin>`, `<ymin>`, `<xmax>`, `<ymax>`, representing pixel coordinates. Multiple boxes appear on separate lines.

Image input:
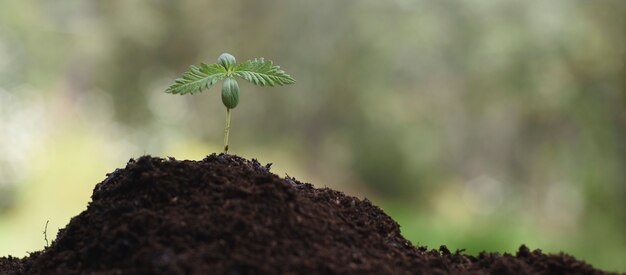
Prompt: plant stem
<box><xmin>223</xmin><ymin>108</ymin><xmax>231</xmax><ymax>153</ymax></box>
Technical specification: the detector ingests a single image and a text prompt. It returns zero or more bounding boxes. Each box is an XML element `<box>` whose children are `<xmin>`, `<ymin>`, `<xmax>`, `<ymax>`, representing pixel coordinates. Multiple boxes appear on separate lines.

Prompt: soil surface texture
<box><xmin>0</xmin><ymin>154</ymin><xmax>611</xmax><ymax>274</ymax></box>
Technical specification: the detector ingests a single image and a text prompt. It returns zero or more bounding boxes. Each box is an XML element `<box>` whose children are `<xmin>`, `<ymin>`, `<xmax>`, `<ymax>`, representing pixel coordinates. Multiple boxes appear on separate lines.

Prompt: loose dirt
<box><xmin>0</xmin><ymin>155</ymin><xmax>609</xmax><ymax>274</ymax></box>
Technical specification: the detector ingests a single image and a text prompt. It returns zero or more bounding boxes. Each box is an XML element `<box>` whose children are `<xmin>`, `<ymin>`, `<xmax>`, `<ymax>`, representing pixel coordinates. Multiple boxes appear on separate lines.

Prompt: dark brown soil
<box><xmin>0</xmin><ymin>154</ymin><xmax>611</xmax><ymax>274</ymax></box>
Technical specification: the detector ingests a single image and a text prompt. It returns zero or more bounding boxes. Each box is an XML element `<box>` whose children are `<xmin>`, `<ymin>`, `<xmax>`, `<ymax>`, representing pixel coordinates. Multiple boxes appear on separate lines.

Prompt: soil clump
<box><xmin>0</xmin><ymin>154</ymin><xmax>609</xmax><ymax>274</ymax></box>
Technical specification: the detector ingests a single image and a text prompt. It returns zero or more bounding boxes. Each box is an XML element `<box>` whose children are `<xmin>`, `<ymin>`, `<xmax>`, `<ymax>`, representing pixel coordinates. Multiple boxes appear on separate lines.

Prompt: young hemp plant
<box><xmin>165</xmin><ymin>53</ymin><xmax>295</xmax><ymax>153</ymax></box>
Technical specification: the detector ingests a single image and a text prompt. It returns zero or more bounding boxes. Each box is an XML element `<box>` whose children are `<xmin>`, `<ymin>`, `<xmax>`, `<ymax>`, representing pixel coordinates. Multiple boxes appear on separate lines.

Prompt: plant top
<box><xmin>165</xmin><ymin>53</ymin><xmax>295</xmax><ymax>153</ymax></box>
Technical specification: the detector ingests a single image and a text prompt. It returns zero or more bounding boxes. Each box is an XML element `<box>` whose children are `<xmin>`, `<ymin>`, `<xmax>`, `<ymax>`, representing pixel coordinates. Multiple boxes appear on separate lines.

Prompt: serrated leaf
<box><xmin>166</xmin><ymin>63</ymin><xmax>227</xmax><ymax>95</ymax></box>
<box><xmin>234</xmin><ymin>58</ymin><xmax>295</xmax><ymax>87</ymax></box>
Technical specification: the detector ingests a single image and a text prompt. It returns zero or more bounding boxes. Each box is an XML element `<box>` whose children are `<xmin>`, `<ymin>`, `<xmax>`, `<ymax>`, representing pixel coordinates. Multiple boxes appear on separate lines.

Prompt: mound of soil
<box><xmin>0</xmin><ymin>154</ymin><xmax>609</xmax><ymax>274</ymax></box>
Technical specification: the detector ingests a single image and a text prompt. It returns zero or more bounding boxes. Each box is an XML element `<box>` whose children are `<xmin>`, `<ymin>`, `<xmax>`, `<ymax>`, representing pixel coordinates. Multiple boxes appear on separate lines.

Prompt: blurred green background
<box><xmin>1</xmin><ymin>0</ymin><xmax>625</xmax><ymax>272</ymax></box>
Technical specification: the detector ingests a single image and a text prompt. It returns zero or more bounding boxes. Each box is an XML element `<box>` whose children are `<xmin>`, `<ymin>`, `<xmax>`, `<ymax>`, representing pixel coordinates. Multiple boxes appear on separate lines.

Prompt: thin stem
<box><xmin>43</xmin><ymin>220</ymin><xmax>49</xmax><ymax>247</ymax></box>
<box><xmin>223</xmin><ymin>108</ymin><xmax>231</xmax><ymax>153</ymax></box>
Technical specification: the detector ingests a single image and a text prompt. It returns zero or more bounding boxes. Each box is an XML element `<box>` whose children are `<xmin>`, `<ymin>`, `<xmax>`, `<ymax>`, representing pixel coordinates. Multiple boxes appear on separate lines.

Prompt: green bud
<box><xmin>217</xmin><ymin>53</ymin><xmax>236</xmax><ymax>70</ymax></box>
<box><xmin>221</xmin><ymin>78</ymin><xmax>240</xmax><ymax>109</ymax></box>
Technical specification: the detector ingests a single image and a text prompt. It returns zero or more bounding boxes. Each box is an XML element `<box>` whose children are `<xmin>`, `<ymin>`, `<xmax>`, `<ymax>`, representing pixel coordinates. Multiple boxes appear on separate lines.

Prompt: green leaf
<box><xmin>234</xmin><ymin>58</ymin><xmax>295</xmax><ymax>87</ymax></box>
<box><xmin>166</xmin><ymin>63</ymin><xmax>227</xmax><ymax>95</ymax></box>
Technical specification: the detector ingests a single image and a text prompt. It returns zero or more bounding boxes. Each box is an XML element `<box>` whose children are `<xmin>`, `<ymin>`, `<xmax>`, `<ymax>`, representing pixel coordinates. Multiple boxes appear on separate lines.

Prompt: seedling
<box><xmin>165</xmin><ymin>53</ymin><xmax>295</xmax><ymax>153</ymax></box>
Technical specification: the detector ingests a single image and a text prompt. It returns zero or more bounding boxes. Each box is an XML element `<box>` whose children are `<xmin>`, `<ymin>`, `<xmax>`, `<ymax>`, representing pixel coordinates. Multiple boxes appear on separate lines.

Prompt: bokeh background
<box><xmin>1</xmin><ymin>0</ymin><xmax>625</xmax><ymax>271</ymax></box>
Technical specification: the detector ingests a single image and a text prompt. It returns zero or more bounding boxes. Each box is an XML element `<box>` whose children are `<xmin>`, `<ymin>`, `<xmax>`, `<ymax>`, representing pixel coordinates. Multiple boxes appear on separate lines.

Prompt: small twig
<box><xmin>43</xmin><ymin>220</ymin><xmax>49</xmax><ymax>248</ymax></box>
